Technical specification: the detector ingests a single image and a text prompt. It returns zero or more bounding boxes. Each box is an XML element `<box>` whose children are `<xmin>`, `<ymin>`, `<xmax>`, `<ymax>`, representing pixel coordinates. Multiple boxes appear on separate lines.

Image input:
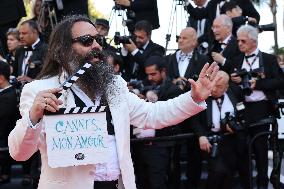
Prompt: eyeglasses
<box><xmin>237</xmin><ymin>39</ymin><xmax>249</xmax><ymax>44</ymax></box>
<box><xmin>72</xmin><ymin>35</ymin><xmax>98</xmax><ymax>47</ymax></box>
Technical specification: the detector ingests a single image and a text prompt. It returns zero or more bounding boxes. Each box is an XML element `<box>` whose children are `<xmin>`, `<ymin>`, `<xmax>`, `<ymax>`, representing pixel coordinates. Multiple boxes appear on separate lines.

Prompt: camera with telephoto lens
<box><xmin>234</xmin><ymin>67</ymin><xmax>264</xmax><ymax>96</ymax></box>
<box><xmin>114</xmin><ymin>32</ymin><xmax>136</xmax><ymax>45</ymax></box>
<box><xmin>220</xmin><ymin>102</ymin><xmax>246</xmax><ymax>132</ymax></box>
<box><xmin>246</xmin><ymin>20</ymin><xmax>276</xmax><ymax>32</ymax></box>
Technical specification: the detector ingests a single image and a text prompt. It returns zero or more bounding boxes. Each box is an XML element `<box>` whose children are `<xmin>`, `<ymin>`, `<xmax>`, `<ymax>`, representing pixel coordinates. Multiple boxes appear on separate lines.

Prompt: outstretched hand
<box><xmin>189</xmin><ymin>62</ymin><xmax>219</xmax><ymax>103</ymax></box>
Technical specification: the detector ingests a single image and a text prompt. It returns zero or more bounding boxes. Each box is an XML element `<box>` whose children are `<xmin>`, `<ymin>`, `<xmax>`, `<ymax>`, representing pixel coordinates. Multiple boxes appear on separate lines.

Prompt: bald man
<box><xmin>165</xmin><ymin>27</ymin><xmax>209</xmax><ymax>188</ymax></box>
<box><xmin>190</xmin><ymin>70</ymin><xmax>247</xmax><ymax>189</ymax></box>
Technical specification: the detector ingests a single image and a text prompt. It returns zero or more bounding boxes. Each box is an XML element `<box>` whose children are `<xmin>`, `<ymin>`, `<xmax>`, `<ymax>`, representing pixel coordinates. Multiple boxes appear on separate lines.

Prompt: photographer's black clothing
<box><xmin>165</xmin><ymin>50</ymin><xmax>208</xmax><ymax>188</ymax></box>
<box><xmin>131</xmin><ymin>80</ymin><xmax>184</xmax><ymax>189</ymax></box>
<box><xmin>209</xmin><ymin>36</ymin><xmax>241</xmax><ymax>73</ymax></box>
<box><xmin>230</xmin><ymin>51</ymin><xmax>284</xmax><ymax>189</ymax></box>
<box><xmin>190</xmin><ymin>88</ymin><xmax>247</xmax><ymax>189</ymax></box>
<box><xmin>119</xmin><ymin>0</ymin><xmax>160</xmax><ymax>31</ymax></box>
<box><xmin>122</xmin><ymin>40</ymin><xmax>165</xmax><ymax>81</ymax></box>
<box><xmin>0</xmin><ymin>86</ymin><xmax>18</xmax><ymax>177</ymax></box>
<box><xmin>166</xmin><ymin>50</ymin><xmax>208</xmax><ymax>81</ymax></box>
<box><xmin>0</xmin><ymin>0</ymin><xmax>26</xmax><ymax>55</ymax></box>
<box><xmin>12</xmin><ymin>39</ymin><xmax>48</xmax><ymax>79</ymax></box>
<box><xmin>185</xmin><ymin>0</ymin><xmax>260</xmax><ymax>26</ymax></box>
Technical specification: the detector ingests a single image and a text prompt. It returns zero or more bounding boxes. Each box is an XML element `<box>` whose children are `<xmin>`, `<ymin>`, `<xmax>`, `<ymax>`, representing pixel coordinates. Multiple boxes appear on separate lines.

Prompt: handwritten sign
<box><xmin>43</xmin><ymin>112</ymin><xmax>109</xmax><ymax>168</ymax></box>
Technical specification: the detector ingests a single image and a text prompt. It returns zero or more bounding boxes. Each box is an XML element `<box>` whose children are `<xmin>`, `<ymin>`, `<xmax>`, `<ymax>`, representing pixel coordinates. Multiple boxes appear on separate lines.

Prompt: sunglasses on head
<box><xmin>72</xmin><ymin>35</ymin><xmax>99</xmax><ymax>47</ymax></box>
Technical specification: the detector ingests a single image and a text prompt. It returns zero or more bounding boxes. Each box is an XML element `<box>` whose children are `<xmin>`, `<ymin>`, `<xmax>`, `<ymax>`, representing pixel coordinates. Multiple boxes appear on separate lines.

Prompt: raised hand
<box><xmin>189</xmin><ymin>62</ymin><xmax>219</xmax><ymax>103</ymax></box>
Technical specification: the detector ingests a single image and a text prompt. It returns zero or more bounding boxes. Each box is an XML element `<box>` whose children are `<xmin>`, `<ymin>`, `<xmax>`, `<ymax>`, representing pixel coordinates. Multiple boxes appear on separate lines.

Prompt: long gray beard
<box><xmin>69</xmin><ymin>52</ymin><xmax>115</xmax><ymax>100</ymax></box>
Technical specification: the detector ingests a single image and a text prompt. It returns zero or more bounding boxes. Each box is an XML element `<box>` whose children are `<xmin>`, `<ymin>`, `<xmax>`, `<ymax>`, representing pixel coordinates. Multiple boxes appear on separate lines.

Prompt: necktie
<box><xmin>179</xmin><ymin>53</ymin><xmax>192</xmax><ymax>62</ymax></box>
<box><xmin>214</xmin><ymin>95</ymin><xmax>224</xmax><ymax>111</ymax></box>
<box><xmin>245</xmin><ymin>54</ymin><xmax>256</xmax><ymax>59</ymax></box>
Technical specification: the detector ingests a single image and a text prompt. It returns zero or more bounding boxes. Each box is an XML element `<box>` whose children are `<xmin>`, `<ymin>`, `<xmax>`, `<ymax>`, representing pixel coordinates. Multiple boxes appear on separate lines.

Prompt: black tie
<box><xmin>24</xmin><ymin>46</ymin><xmax>34</xmax><ymax>52</ymax></box>
<box><xmin>245</xmin><ymin>54</ymin><xmax>256</xmax><ymax>59</ymax></box>
<box><xmin>214</xmin><ymin>95</ymin><xmax>224</xmax><ymax>111</ymax></box>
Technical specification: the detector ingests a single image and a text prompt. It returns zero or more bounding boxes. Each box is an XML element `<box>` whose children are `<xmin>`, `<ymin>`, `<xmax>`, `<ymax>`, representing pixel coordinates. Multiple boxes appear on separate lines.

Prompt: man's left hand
<box><xmin>189</xmin><ymin>62</ymin><xmax>219</xmax><ymax>103</ymax></box>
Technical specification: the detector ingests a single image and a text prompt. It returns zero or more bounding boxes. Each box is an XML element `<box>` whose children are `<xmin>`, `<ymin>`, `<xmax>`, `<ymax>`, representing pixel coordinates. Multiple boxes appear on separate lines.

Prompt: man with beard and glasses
<box><xmin>8</xmin><ymin>15</ymin><xmax>219</xmax><ymax>189</ymax></box>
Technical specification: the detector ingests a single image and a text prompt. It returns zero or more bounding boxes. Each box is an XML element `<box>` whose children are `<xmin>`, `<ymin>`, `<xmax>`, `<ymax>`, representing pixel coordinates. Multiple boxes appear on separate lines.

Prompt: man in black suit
<box><xmin>209</xmin><ymin>14</ymin><xmax>241</xmax><ymax>73</ymax></box>
<box><xmin>0</xmin><ymin>61</ymin><xmax>18</xmax><ymax>184</ymax></box>
<box><xmin>230</xmin><ymin>25</ymin><xmax>284</xmax><ymax>189</ymax></box>
<box><xmin>166</xmin><ymin>27</ymin><xmax>208</xmax><ymax>83</ymax></box>
<box><xmin>114</xmin><ymin>0</ymin><xmax>160</xmax><ymax>33</ymax></box>
<box><xmin>186</xmin><ymin>0</ymin><xmax>214</xmax><ymax>51</ymax></box>
<box><xmin>165</xmin><ymin>27</ymin><xmax>208</xmax><ymax>188</ymax></box>
<box><xmin>12</xmin><ymin>20</ymin><xmax>47</xmax><ymax>187</ymax></box>
<box><xmin>131</xmin><ymin>55</ymin><xmax>185</xmax><ymax>189</ymax></box>
<box><xmin>13</xmin><ymin>20</ymin><xmax>48</xmax><ymax>84</ymax></box>
<box><xmin>184</xmin><ymin>0</ymin><xmax>260</xmax><ymax>27</ymax></box>
<box><xmin>0</xmin><ymin>0</ymin><xmax>26</xmax><ymax>56</ymax></box>
<box><xmin>190</xmin><ymin>70</ymin><xmax>246</xmax><ymax>189</ymax></box>
<box><xmin>120</xmin><ymin>20</ymin><xmax>165</xmax><ymax>82</ymax></box>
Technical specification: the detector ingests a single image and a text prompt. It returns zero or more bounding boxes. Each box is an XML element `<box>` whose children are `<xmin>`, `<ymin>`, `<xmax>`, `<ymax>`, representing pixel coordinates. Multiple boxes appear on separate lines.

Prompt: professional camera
<box><xmin>247</xmin><ymin>21</ymin><xmax>276</xmax><ymax>32</ymax></box>
<box><xmin>234</xmin><ymin>67</ymin><xmax>264</xmax><ymax>96</ymax></box>
<box><xmin>220</xmin><ymin>102</ymin><xmax>246</xmax><ymax>132</ymax></box>
<box><xmin>113</xmin><ymin>32</ymin><xmax>136</xmax><ymax>45</ymax></box>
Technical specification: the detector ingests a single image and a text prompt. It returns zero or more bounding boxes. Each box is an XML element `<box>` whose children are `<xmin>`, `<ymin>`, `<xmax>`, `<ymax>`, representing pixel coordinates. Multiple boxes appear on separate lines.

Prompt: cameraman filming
<box><xmin>131</xmin><ymin>55</ymin><xmax>185</xmax><ymax>189</ymax></box>
<box><xmin>230</xmin><ymin>25</ymin><xmax>284</xmax><ymax>189</ymax></box>
<box><xmin>120</xmin><ymin>20</ymin><xmax>165</xmax><ymax>82</ymax></box>
<box><xmin>190</xmin><ymin>70</ymin><xmax>247</xmax><ymax>189</ymax></box>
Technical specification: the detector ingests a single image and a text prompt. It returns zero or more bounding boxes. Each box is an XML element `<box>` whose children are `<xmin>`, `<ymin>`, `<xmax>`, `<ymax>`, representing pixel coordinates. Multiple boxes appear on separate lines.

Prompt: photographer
<box><xmin>94</xmin><ymin>18</ymin><xmax>116</xmax><ymax>52</ymax></box>
<box><xmin>12</xmin><ymin>19</ymin><xmax>47</xmax><ymax>186</ymax></box>
<box><xmin>222</xmin><ymin>1</ymin><xmax>258</xmax><ymax>36</ymax></box>
<box><xmin>114</xmin><ymin>0</ymin><xmax>159</xmax><ymax>33</ymax></box>
<box><xmin>209</xmin><ymin>14</ymin><xmax>241</xmax><ymax>73</ymax></box>
<box><xmin>190</xmin><ymin>71</ymin><xmax>247</xmax><ymax>189</ymax></box>
<box><xmin>165</xmin><ymin>27</ymin><xmax>208</xmax><ymax>188</ymax></box>
<box><xmin>131</xmin><ymin>55</ymin><xmax>185</xmax><ymax>189</ymax></box>
<box><xmin>120</xmin><ymin>20</ymin><xmax>165</xmax><ymax>82</ymax></box>
<box><xmin>0</xmin><ymin>61</ymin><xmax>19</xmax><ymax>185</ymax></box>
<box><xmin>230</xmin><ymin>25</ymin><xmax>284</xmax><ymax>189</ymax></box>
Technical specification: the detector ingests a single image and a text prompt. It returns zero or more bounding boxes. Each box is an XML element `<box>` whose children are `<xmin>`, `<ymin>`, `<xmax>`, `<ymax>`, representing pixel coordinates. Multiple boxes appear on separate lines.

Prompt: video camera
<box><xmin>114</xmin><ymin>32</ymin><xmax>136</xmax><ymax>45</ymax></box>
<box><xmin>234</xmin><ymin>67</ymin><xmax>264</xmax><ymax>96</ymax></box>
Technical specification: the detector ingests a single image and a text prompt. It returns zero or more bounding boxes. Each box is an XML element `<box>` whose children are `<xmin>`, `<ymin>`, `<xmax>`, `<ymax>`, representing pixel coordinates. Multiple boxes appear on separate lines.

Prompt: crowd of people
<box><xmin>0</xmin><ymin>0</ymin><xmax>284</xmax><ymax>189</ymax></box>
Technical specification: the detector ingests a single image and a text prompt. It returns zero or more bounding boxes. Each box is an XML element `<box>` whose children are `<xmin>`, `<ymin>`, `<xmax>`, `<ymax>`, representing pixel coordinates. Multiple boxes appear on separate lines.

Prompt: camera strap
<box><xmin>244</xmin><ymin>54</ymin><xmax>257</xmax><ymax>71</ymax></box>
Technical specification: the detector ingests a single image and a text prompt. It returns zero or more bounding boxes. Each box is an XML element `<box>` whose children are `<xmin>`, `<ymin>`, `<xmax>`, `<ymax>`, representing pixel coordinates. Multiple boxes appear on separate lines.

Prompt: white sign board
<box><xmin>43</xmin><ymin>112</ymin><xmax>109</xmax><ymax>168</ymax></box>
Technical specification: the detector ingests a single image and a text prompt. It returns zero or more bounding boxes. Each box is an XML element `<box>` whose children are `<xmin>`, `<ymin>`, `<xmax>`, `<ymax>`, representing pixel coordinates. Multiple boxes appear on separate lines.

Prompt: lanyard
<box><xmin>245</xmin><ymin>56</ymin><xmax>258</xmax><ymax>71</ymax></box>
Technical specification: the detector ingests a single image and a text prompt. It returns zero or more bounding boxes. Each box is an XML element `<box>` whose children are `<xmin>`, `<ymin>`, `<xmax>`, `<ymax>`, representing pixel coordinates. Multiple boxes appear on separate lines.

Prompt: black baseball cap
<box><xmin>95</xmin><ymin>18</ymin><xmax>109</xmax><ymax>29</ymax></box>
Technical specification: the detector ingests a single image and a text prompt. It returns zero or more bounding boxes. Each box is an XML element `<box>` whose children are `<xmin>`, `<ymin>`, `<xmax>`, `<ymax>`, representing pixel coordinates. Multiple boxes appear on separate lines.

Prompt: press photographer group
<box><xmin>0</xmin><ymin>0</ymin><xmax>284</xmax><ymax>189</ymax></box>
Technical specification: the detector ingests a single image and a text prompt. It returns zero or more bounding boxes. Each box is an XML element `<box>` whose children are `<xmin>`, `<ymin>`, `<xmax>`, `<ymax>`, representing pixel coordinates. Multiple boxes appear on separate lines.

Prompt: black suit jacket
<box><xmin>122</xmin><ymin>40</ymin><xmax>165</xmax><ymax>81</ymax></box>
<box><xmin>230</xmin><ymin>51</ymin><xmax>284</xmax><ymax>102</ymax></box>
<box><xmin>187</xmin><ymin>16</ymin><xmax>213</xmax><ymax>45</ymax></box>
<box><xmin>166</xmin><ymin>50</ymin><xmax>208</xmax><ymax>81</ymax></box>
<box><xmin>126</xmin><ymin>0</ymin><xmax>160</xmax><ymax>30</ymax></box>
<box><xmin>209</xmin><ymin>36</ymin><xmax>241</xmax><ymax>73</ymax></box>
<box><xmin>0</xmin><ymin>86</ymin><xmax>18</xmax><ymax>147</ymax></box>
<box><xmin>0</xmin><ymin>0</ymin><xmax>26</xmax><ymax>25</ymax></box>
<box><xmin>185</xmin><ymin>0</ymin><xmax>260</xmax><ymax>24</ymax></box>
<box><xmin>13</xmin><ymin>40</ymin><xmax>48</xmax><ymax>79</ymax></box>
<box><xmin>191</xmin><ymin>88</ymin><xmax>241</xmax><ymax>137</ymax></box>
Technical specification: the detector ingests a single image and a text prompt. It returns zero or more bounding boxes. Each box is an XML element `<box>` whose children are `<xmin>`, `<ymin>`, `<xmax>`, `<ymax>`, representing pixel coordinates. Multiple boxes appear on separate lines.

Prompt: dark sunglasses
<box><xmin>72</xmin><ymin>35</ymin><xmax>99</xmax><ymax>47</ymax></box>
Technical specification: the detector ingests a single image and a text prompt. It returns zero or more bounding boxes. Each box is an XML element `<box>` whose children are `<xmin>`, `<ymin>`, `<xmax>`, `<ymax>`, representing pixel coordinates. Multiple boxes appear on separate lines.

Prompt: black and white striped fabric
<box><xmin>45</xmin><ymin>105</ymin><xmax>106</xmax><ymax>115</ymax></box>
<box><xmin>56</xmin><ymin>62</ymin><xmax>92</xmax><ymax>98</ymax></box>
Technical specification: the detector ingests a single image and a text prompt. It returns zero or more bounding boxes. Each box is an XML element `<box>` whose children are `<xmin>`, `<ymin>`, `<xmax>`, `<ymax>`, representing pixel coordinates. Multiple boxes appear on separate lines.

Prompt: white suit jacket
<box><xmin>8</xmin><ymin>75</ymin><xmax>206</xmax><ymax>189</ymax></box>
